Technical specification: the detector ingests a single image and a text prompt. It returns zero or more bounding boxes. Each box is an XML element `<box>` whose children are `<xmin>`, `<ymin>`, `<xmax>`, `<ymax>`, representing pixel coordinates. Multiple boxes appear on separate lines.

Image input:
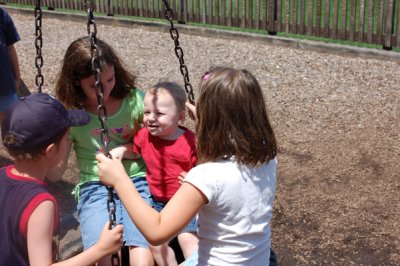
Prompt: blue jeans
<box><xmin>182</xmin><ymin>250</ymin><xmax>198</xmax><ymax>266</ymax></box>
<box><xmin>77</xmin><ymin>177</ymin><xmax>152</xmax><ymax>249</ymax></box>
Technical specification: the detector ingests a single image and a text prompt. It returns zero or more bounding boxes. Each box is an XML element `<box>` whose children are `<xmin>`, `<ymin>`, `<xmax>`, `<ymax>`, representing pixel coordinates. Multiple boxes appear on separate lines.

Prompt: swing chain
<box><xmin>86</xmin><ymin>4</ymin><xmax>120</xmax><ymax>266</ymax></box>
<box><xmin>161</xmin><ymin>0</ymin><xmax>195</xmax><ymax>105</ymax></box>
<box><xmin>34</xmin><ymin>0</ymin><xmax>44</xmax><ymax>93</ymax></box>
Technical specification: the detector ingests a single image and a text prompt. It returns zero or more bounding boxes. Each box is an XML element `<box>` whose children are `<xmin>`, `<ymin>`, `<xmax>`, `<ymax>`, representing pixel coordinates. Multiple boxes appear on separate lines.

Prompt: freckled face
<box><xmin>79</xmin><ymin>65</ymin><xmax>116</xmax><ymax>105</ymax></box>
<box><xmin>143</xmin><ymin>90</ymin><xmax>182</xmax><ymax>139</ymax></box>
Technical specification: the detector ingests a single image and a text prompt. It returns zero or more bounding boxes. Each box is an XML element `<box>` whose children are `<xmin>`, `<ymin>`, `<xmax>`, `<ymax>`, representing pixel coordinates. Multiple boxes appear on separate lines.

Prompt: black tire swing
<box><xmin>84</xmin><ymin>1</ymin><xmax>194</xmax><ymax>265</ymax></box>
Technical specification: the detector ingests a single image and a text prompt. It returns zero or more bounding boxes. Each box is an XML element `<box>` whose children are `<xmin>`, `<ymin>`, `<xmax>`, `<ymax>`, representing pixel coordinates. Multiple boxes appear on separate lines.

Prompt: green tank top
<box><xmin>70</xmin><ymin>89</ymin><xmax>146</xmax><ymax>197</ymax></box>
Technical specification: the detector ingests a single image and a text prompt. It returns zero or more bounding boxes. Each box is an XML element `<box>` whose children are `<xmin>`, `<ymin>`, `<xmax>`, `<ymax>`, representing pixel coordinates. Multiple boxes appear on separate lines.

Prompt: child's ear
<box><xmin>179</xmin><ymin>110</ymin><xmax>186</xmax><ymax>124</ymax></box>
<box><xmin>45</xmin><ymin>143</ymin><xmax>56</xmax><ymax>158</ymax></box>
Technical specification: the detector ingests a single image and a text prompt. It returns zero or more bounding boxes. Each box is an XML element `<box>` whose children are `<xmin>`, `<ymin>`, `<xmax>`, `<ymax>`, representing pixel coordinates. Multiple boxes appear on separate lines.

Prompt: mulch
<box><xmin>2</xmin><ymin>7</ymin><xmax>400</xmax><ymax>265</ymax></box>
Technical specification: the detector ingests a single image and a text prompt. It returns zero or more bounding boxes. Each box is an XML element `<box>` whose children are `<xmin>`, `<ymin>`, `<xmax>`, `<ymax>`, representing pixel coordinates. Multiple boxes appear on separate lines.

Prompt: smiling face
<box><xmin>79</xmin><ymin>64</ymin><xmax>116</xmax><ymax>107</ymax></box>
<box><xmin>143</xmin><ymin>88</ymin><xmax>184</xmax><ymax>140</ymax></box>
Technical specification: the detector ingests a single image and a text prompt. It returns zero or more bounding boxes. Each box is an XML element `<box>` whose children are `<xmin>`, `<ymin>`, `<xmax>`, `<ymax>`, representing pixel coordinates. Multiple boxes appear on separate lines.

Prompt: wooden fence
<box><xmin>2</xmin><ymin>0</ymin><xmax>400</xmax><ymax>50</ymax></box>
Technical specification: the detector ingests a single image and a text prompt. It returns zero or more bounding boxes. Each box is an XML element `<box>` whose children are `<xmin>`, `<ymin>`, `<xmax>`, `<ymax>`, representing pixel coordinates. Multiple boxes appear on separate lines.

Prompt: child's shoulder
<box><xmin>124</xmin><ymin>88</ymin><xmax>145</xmax><ymax>110</ymax></box>
<box><xmin>180</xmin><ymin>126</ymin><xmax>194</xmax><ymax>133</ymax></box>
<box><xmin>180</xmin><ymin>126</ymin><xmax>195</xmax><ymax>139</ymax></box>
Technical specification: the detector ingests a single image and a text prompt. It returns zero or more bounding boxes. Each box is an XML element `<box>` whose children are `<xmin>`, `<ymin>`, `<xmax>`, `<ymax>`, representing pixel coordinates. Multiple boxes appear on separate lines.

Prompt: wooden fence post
<box><xmin>267</xmin><ymin>0</ymin><xmax>277</xmax><ymax>35</ymax></box>
<box><xmin>107</xmin><ymin>0</ymin><xmax>113</xmax><ymax>16</ymax></box>
<box><xmin>178</xmin><ymin>0</ymin><xmax>186</xmax><ymax>24</ymax></box>
<box><xmin>383</xmin><ymin>0</ymin><xmax>394</xmax><ymax>50</ymax></box>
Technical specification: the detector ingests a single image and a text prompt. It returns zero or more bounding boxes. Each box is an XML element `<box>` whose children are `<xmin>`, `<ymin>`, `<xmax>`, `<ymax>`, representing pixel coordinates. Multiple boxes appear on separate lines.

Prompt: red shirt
<box><xmin>133</xmin><ymin>126</ymin><xmax>197</xmax><ymax>202</ymax></box>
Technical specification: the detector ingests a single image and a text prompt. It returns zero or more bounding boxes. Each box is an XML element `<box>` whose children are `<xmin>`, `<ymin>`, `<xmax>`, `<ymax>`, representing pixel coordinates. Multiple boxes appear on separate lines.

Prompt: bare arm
<box><xmin>46</xmin><ymin>139</ymin><xmax>72</xmax><ymax>182</ymax></box>
<box><xmin>185</xmin><ymin>102</ymin><xmax>196</xmax><ymax>120</ymax></box>
<box><xmin>27</xmin><ymin>201</ymin><xmax>56</xmax><ymax>266</ymax></box>
<box><xmin>7</xmin><ymin>44</ymin><xmax>21</xmax><ymax>91</ymax></box>
<box><xmin>27</xmin><ymin>201</ymin><xmax>123</xmax><ymax>266</ymax></box>
<box><xmin>51</xmin><ymin>222</ymin><xmax>123</xmax><ymax>266</ymax></box>
<box><xmin>97</xmin><ymin>153</ymin><xmax>206</xmax><ymax>245</ymax></box>
<box><xmin>109</xmin><ymin>143</ymin><xmax>141</xmax><ymax>160</ymax></box>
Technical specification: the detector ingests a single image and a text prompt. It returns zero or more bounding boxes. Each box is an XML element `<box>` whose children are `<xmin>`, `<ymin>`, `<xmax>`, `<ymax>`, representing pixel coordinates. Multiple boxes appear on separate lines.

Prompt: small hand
<box><xmin>109</xmin><ymin>146</ymin><xmax>127</xmax><ymax>160</ymax></box>
<box><xmin>96</xmin><ymin>153</ymin><xmax>129</xmax><ymax>187</ymax></box>
<box><xmin>97</xmin><ymin>221</ymin><xmax>124</xmax><ymax>255</ymax></box>
<box><xmin>185</xmin><ymin>102</ymin><xmax>196</xmax><ymax>121</ymax></box>
<box><xmin>110</xmin><ymin>143</ymin><xmax>142</xmax><ymax>160</ymax></box>
<box><xmin>178</xmin><ymin>171</ymin><xmax>188</xmax><ymax>185</ymax></box>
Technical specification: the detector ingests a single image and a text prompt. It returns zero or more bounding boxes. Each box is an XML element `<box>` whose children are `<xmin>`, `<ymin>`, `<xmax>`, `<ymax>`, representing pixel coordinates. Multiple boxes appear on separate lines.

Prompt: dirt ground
<box><xmin>2</xmin><ymin>7</ymin><xmax>400</xmax><ymax>265</ymax></box>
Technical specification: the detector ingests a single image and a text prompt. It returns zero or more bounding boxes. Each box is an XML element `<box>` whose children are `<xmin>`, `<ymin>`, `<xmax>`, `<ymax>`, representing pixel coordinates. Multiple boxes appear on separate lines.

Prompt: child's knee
<box><xmin>177</xmin><ymin>233</ymin><xmax>199</xmax><ymax>257</ymax></box>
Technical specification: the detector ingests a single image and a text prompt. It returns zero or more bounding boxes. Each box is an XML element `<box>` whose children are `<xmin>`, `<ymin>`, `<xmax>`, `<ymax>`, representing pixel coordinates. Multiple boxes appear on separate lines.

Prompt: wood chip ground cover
<box><xmin>2</xmin><ymin>10</ymin><xmax>399</xmax><ymax>265</ymax></box>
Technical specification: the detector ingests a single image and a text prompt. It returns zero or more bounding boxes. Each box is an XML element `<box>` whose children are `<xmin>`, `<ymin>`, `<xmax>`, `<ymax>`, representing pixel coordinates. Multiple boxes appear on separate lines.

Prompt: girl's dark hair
<box><xmin>55</xmin><ymin>36</ymin><xmax>136</xmax><ymax>108</ymax></box>
<box><xmin>196</xmin><ymin>67</ymin><xmax>277</xmax><ymax>166</ymax></box>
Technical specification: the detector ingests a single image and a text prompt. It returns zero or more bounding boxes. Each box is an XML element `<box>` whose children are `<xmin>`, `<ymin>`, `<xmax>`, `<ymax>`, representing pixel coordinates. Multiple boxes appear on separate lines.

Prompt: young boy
<box><xmin>0</xmin><ymin>93</ymin><xmax>123</xmax><ymax>266</ymax></box>
<box><xmin>111</xmin><ymin>82</ymin><xmax>198</xmax><ymax>265</ymax></box>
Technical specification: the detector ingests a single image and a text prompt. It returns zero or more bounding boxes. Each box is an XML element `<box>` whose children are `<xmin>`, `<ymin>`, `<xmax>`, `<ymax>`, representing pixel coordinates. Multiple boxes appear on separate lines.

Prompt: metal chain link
<box><xmin>33</xmin><ymin>3</ymin><xmax>60</xmax><ymax>259</ymax></box>
<box><xmin>161</xmin><ymin>0</ymin><xmax>195</xmax><ymax>105</ymax></box>
<box><xmin>34</xmin><ymin>0</ymin><xmax>44</xmax><ymax>93</ymax></box>
<box><xmin>86</xmin><ymin>3</ymin><xmax>120</xmax><ymax>266</ymax></box>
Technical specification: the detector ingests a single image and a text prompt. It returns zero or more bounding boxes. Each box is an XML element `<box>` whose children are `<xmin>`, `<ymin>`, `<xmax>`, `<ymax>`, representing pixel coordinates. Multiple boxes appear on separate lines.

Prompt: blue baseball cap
<box><xmin>2</xmin><ymin>93</ymin><xmax>90</xmax><ymax>152</ymax></box>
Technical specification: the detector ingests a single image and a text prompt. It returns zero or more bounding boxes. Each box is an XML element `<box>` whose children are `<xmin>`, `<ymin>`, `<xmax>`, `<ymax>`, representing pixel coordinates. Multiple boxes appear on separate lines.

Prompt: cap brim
<box><xmin>68</xmin><ymin>109</ymin><xmax>90</xmax><ymax>127</ymax></box>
